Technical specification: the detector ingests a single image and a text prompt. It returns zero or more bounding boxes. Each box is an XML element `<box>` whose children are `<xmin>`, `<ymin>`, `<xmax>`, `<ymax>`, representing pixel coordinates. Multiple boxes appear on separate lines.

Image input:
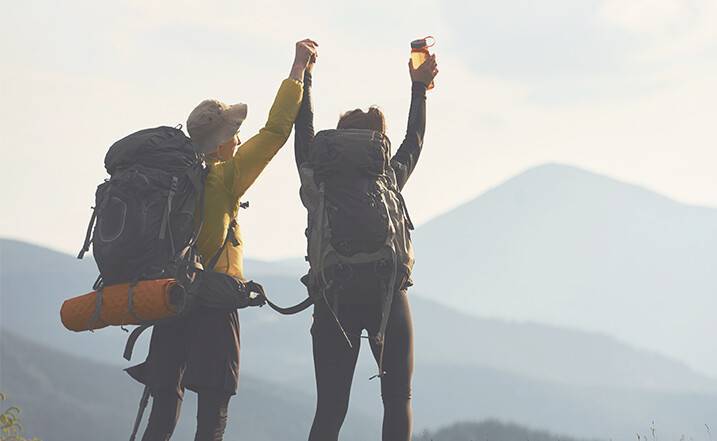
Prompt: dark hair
<box><xmin>337</xmin><ymin>106</ymin><xmax>386</xmax><ymax>133</ymax></box>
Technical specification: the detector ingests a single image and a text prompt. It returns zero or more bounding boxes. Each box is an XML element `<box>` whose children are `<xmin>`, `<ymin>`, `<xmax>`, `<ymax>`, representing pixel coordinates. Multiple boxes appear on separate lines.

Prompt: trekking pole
<box><xmin>129</xmin><ymin>385</ymin><xmax>151</xmax><ymax>441</ymax></box>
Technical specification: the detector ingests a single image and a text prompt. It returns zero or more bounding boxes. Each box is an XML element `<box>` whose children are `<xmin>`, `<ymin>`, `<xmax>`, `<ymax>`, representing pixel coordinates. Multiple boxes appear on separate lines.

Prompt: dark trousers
<box><xmin>308</xmin><ymin>290</ymin><xmax>414</xmax><ymax>441</ymax></box>
<box><xmin>141</xmin><ymin>389</ymin><xmax>232</xmax><ymax>441</ymax></box>
<box><xmin>127</xmin><ymin>308</ymin><xmax>240</xmax><ymax>441</ymax></box>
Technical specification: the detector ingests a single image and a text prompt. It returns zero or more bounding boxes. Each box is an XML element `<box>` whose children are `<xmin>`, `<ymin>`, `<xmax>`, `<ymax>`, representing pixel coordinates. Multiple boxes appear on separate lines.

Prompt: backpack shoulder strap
<box><xmin>204</xmin><ymin>199</ymin><xmax>249</xmax><ymax>270</ymax></box>
<box><xmin>206</xmin><ymin>219</ymin><xmax>239</xmax><ymax>271</ymax></box>
<box><xmin>186</xmin><ymin>165</ymin><xmax>208</xmax><ymax>248</ymax></box>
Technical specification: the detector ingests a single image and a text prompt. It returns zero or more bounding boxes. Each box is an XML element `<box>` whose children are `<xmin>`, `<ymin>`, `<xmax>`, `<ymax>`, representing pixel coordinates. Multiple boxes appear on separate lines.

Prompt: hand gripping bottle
<box><xmin>410</xmin><ymin>36</ymin><xmax>435</xmax><ymax>90</ymax></box>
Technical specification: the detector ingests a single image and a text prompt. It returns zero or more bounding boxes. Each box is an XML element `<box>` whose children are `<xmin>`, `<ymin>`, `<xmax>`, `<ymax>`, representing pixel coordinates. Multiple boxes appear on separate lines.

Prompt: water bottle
<box><xmin>410</xmin><ymin>36</ymin><xmax>435</xmax><ymax>90</ymax></box>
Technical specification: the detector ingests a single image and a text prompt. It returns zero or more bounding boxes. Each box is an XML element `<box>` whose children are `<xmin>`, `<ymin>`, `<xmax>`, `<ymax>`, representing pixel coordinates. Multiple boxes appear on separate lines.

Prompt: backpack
<box><xmin>78</xmin><ymin>126</ymin><xmax>206</xmax><ymax>288</ymax></box>
<box><xmin>295</xmin><ymin>129</ymin><xmax>415</xmax><ymax>363</ymax></box>
<box><xmin>75</xmin><ymin>126</ymin><xmax>267</xmax><ymax>336</ymax></box>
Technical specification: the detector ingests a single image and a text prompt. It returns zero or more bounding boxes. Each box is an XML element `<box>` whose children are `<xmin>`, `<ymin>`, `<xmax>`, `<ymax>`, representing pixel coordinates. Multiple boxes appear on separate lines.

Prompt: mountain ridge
<box><xmin>0</xmin><ymin>329</ymin><xmax>377</xmax><ymax>441</ymax></box>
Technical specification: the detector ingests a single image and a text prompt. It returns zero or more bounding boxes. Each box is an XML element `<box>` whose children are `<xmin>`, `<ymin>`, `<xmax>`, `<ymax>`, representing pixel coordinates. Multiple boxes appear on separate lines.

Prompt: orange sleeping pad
<box><xmin>61</xmin><ymin>279</ymin><xmax>181</xmax><ymax>332</ymax></box>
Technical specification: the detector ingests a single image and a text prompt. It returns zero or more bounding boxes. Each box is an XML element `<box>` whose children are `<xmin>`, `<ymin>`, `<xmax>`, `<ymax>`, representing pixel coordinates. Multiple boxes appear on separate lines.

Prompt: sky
<box><xmin>1</xmin><ymin>0</ymin><xmax>716</xmax><ymax>260</ymax></box>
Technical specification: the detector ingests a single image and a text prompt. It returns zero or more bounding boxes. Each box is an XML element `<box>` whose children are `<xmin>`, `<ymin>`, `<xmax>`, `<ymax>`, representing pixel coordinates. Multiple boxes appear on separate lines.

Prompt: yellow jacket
<box><xmin>195</xmin><ymin>79</ymin><xmax>303</xmax><ymax>280</ymax></box>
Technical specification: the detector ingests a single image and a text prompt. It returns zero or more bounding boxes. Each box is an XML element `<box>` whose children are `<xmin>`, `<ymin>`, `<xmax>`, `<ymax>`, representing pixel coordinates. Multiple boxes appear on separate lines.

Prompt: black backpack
<box><xmin>77</xmin><ymin>126</ymin><xmax>268</xmax><ymax>329</ymax></box>
<box><xmin>78</xmin><ymin>126</ymin><xmax>206</xmax><ymax>288</ymax></box>
<box><xmin>304</xmin><ymin>129</ymin><xmax>415</xmax><ymax>257</ymax></box>
<box><xmin>292</xmin><ymin>129</ymin><xmax>415</xmax><ymax>364</ymax></box>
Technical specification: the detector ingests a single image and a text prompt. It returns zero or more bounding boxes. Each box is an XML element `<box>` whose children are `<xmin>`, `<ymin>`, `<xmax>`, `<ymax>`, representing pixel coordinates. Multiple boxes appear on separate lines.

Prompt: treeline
<box><xmin>414</xmin><ymin>419</ymin><xmax>597</xmax><ymax>441</ymax></box>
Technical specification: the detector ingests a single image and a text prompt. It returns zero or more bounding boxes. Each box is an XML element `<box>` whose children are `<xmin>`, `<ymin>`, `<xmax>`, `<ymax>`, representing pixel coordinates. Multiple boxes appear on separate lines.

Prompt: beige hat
<box><xmin>187</xmin><ymin>99</ymin><xmax>248</xmax><ymax>154</ymax></box>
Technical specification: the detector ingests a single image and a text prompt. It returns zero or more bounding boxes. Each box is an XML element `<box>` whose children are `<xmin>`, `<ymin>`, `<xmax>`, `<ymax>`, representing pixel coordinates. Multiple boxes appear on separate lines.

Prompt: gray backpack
<box><xmin>292</xmin><ymin>129</ymin><xmax>415</xmax><ymax>358</ymax></box>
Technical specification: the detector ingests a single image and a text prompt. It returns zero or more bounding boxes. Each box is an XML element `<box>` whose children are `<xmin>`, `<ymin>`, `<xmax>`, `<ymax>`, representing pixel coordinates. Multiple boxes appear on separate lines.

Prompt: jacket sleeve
<box><xmin>391</xmin><ymin>82</ymin><xmax>427</xmax><ymax>191</ymax></box>
<box><xmin>294</xmin><ymin>71</ymin><xmax>315</xmax><ymax>168</ymax></box>
<box><xmin>225</xmin><ymin>78</ymin><xmax>303</xmax><ymax>198</ymax></box>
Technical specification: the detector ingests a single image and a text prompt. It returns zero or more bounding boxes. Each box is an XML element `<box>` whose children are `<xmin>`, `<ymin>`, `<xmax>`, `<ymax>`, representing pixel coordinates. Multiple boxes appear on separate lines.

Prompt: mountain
<box><xmin>410</xmin><ymin>163</ymin><xmax>717</xmax><ymax>377</ymax></box>
<box><xmin>2</xmin><ymin>239</ymin><xmax>716</xmax><ymax>440</ymax></box>
<box><xmin>0</xmin><ymin>330</ymin><xmax>377</xmax><ymax>441</ymax></box>
<box><xmin>244</xmin><ymin>256</ymin><xmax>309</xmax><ymax>277</ymax></box>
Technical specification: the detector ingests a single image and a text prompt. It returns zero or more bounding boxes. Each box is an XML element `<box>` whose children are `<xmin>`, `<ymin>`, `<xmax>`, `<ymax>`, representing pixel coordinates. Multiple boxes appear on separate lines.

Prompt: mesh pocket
<box><xmin>98</xmin><ymin>197</ymin><xmax>127</xmax><ymax>242</ymax></box>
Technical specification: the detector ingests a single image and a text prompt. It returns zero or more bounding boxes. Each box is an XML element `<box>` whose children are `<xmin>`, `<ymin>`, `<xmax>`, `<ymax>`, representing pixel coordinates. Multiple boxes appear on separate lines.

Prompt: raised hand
<box><xmin>290</xmin><ymin>39</ymin><xmax>319</xmax><ymax>80</ymax></box>
<box><xmin>409</xmin><ymin>54</ymin><xmax>438</xmax><ymax>87</ymax></box>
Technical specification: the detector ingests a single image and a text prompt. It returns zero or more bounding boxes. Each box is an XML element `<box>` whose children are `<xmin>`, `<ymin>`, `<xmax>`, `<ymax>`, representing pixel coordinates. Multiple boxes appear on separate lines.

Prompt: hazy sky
<box><xmin>2</xmin><ymin>0</ymin><xmax>716</xmax><ymax>260</ymax></box>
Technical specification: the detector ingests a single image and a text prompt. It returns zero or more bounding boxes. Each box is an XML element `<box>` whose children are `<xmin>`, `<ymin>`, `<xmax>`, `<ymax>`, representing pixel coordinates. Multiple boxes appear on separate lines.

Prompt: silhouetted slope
<box><xmin>0</xmin><ymin>330</ymin><xmax>376</xmax><ymax>441</ymax></box>
<box><xmin>0</xmin><ymin>238</ymin><xmax>312</xmax><ymax>369</ymax></box>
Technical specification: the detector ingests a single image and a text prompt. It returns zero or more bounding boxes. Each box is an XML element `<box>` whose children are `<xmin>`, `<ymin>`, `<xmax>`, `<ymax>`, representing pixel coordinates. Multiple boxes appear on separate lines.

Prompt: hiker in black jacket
<box><xmin>294</xmin><ymin>53</ymin><xmax>438</xmax><ymax>441</ymax></box>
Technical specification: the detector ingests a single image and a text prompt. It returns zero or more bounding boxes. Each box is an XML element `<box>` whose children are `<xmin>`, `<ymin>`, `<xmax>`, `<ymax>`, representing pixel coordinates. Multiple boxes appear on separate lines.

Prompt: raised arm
<box><xmin>294</xmin><ymin>65</ymin><xmax>316</xmax><ymax>168</ymax></box>
<box><xmin>227</xmin><ymin>79</ymin><xmax>302</xmax><ymax>198</ymax></box>
<box><xmin>391</xmin><ymin>54</ymin><xmax>439</xmax><ymax>191</ymax></box>
<box><xmin>226</xmin><ymin>40</ymin><xmax>317</xmax><ymax>198</ymax></box>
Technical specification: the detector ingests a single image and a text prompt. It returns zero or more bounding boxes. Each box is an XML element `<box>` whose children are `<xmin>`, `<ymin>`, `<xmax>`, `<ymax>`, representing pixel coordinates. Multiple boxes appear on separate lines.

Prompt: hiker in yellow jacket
<box><xmin>126</xmin><ymin>39</ymin><xmax>318</xmax><ymax>441</ymax></box>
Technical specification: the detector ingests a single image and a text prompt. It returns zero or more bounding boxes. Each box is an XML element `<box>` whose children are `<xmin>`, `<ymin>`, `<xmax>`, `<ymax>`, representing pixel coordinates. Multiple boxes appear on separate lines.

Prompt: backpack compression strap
<box><xmin>128</xmin><ymin>385</ymin><xmax>151</xmax><ymax>441</ymax></box>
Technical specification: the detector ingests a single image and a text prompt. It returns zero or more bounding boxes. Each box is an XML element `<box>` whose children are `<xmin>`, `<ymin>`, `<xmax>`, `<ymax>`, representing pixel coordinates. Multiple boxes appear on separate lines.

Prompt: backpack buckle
<box><xmin>333</xmin><ymin>263</ymin><xmax>354</xmax><ymax>282</ymax></box>
<box><xmin>374</xmin><ymin>258</ymin><xmax>392</xmax><ymax>279</ymax></box>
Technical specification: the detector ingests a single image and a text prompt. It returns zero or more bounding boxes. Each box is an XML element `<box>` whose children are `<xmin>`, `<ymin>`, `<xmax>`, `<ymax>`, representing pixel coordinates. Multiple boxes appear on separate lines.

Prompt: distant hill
<box><xmin>411</xmin><ymin>163</ymin><xmax>717</xmax><ymax>377</ymax></box>
<box><xmin>244</xmin><ymin>255</ymin><xmax>309</xmax><ymax>277</ymax></box>
<box><xmin>0</xmin><ymin>330</ymin><xmax>376</xmax><ymax>441</ymax></box>
<box><xmin>414</xmin><ymin>419</ymin><xmax>598</xmax><ymax>441</ymax></box>
<box><xmin>1</xmin><ymin>239</ymin><xmax>716</xmax><ymax>439</ymax></box>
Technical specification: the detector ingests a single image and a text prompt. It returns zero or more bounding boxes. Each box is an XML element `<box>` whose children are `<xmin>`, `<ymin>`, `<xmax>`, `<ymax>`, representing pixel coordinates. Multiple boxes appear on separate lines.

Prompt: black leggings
<box><xmin>141</xmin><ymin>389</ymin><xmax>231</xmax><ymax>441</ymax></box>
<box><xmin>309</xmin><ymin>290</ymin><xmax>414</xmax><ymax>441</ymax></box>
